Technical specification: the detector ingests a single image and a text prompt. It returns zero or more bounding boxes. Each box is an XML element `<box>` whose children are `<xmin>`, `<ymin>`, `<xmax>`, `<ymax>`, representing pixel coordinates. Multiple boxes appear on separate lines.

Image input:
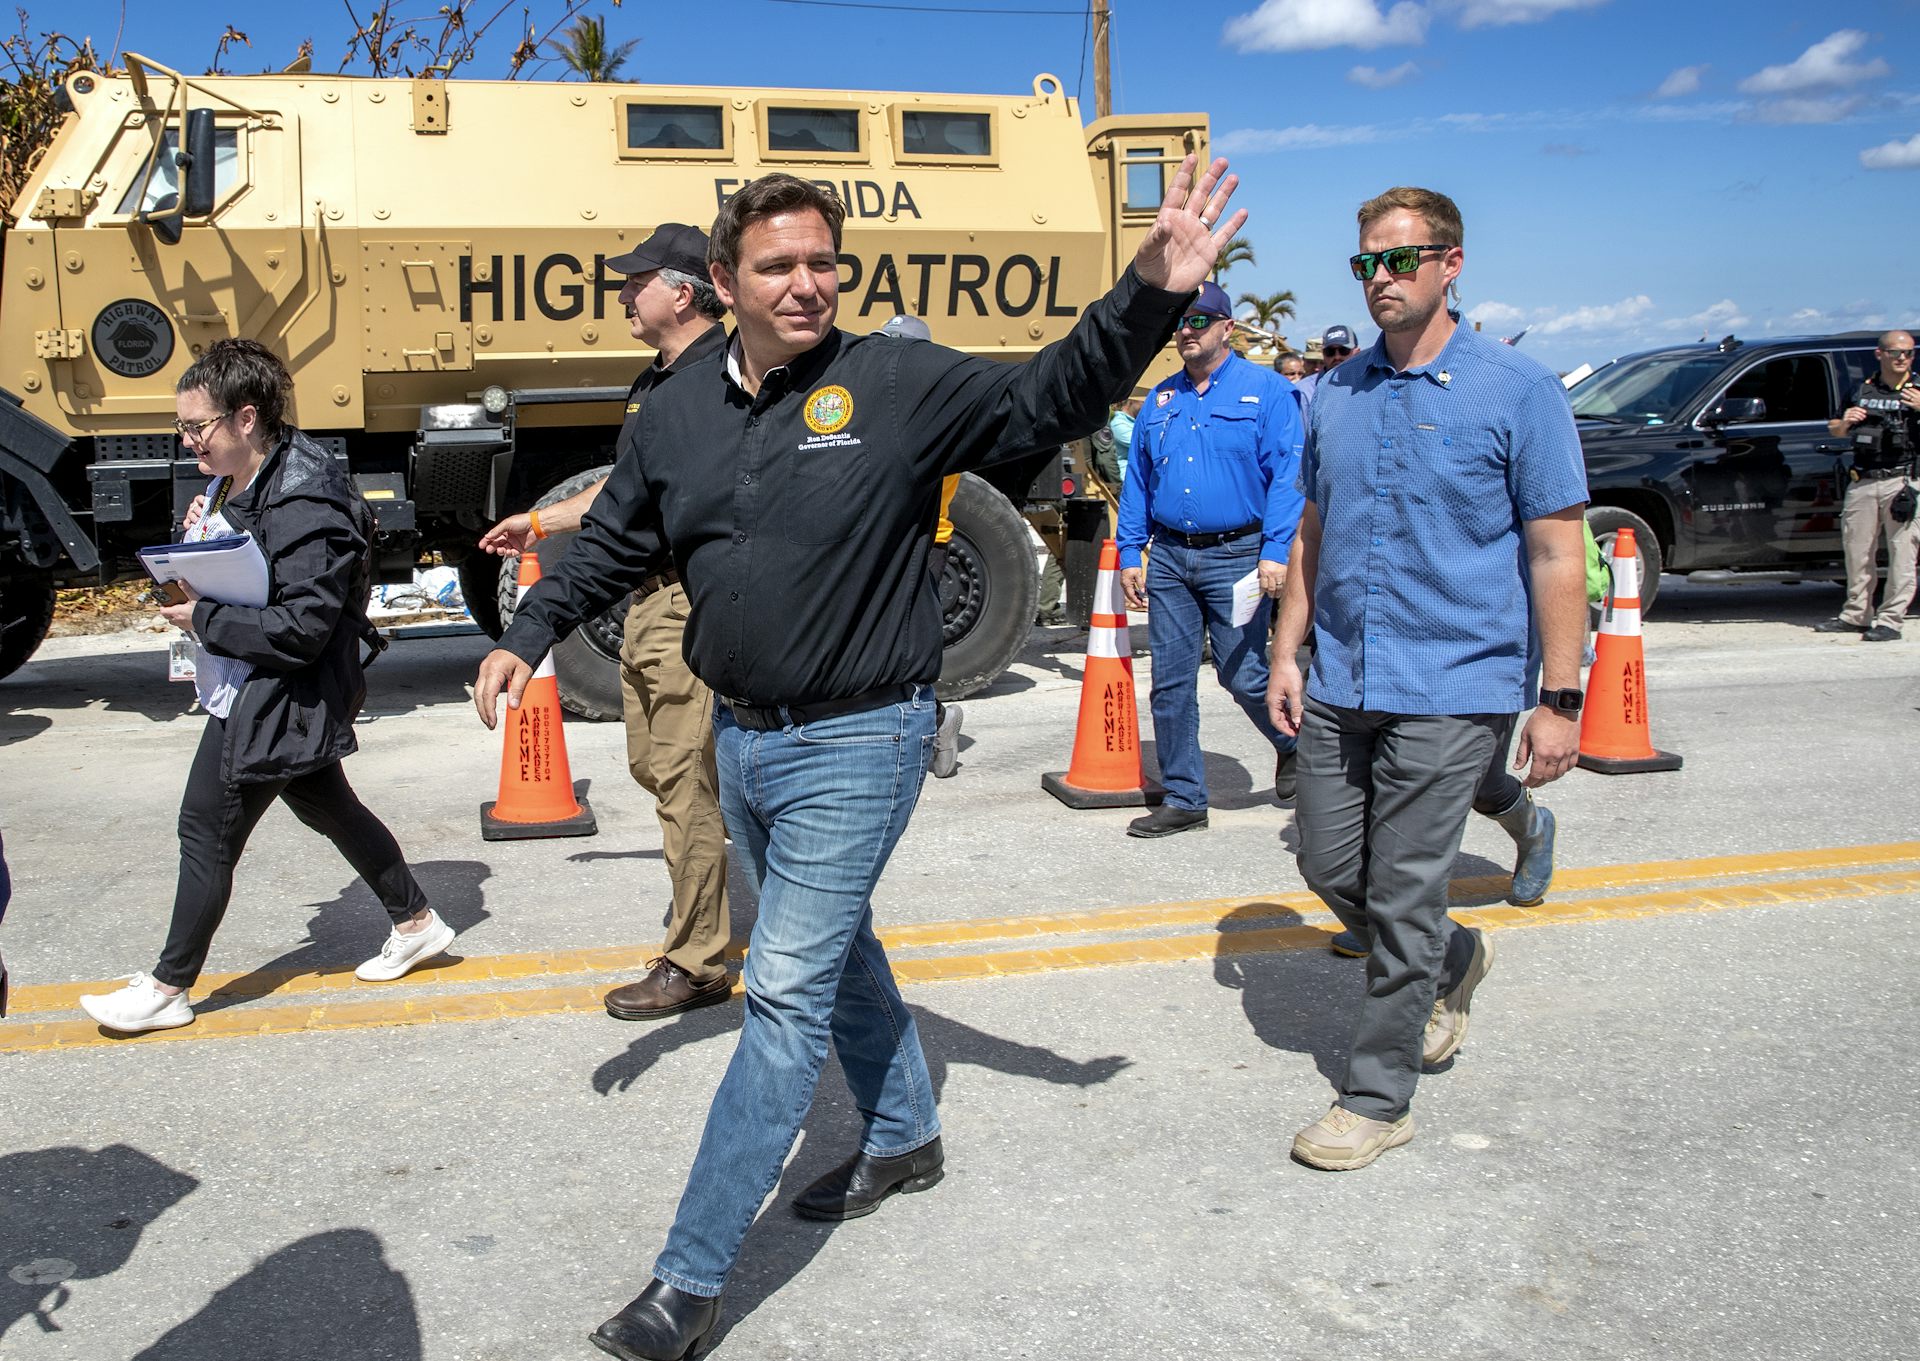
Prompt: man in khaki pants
<box><xmin>1817</xmin><ymin>331</ymin><xmax>1920</xmax><ymax>642</ymax></box>
<box><xmin>480</xmin><ymin>224</ymin><xmax>733</xmax><ymax>1019</ymax></box>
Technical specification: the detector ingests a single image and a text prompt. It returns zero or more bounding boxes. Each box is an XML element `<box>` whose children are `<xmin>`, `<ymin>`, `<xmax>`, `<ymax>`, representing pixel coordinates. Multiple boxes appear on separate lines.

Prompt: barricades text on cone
<box><xmin>1577</xmin><ymin>527</ymin><xmax>1682</xmax><ymax>775</ymax></box>
<box><xmin>481</xmin><ymin>551</ymin><xmax>599</xmax><ymax>840</ymax></box>
<box><xmin>1042</xmin><ymin>539</ymin><xmax>1164</xmax><ymax>809</ymax></box>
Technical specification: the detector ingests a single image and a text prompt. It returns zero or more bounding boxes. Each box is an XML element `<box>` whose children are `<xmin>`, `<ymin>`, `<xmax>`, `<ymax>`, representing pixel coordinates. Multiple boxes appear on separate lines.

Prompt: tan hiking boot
<box><xmin>1291</xmin><ymin>1105</ymin><xmax>1414</xmax><ymax>1171</ymax></box>
<box><xmin>1424</xmin><ymin>927</ymin><xmax>1496</xmax><ymax>1066</ymax></box>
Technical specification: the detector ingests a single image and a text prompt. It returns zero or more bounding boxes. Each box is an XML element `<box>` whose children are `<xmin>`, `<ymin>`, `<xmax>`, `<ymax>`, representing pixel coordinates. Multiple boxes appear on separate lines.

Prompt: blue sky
<box><xmin>29</xmin><ymin>0</ymin><xmax>1920</xmax><ymax>373</ymax></box>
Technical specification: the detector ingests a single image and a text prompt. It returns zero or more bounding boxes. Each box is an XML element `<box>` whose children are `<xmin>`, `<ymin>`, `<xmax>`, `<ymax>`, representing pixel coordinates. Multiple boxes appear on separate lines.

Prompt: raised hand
<box><xmin>1132</xmin><ymin>155</ymin><xmax>1249</xmax><ymax>299</ymax></box>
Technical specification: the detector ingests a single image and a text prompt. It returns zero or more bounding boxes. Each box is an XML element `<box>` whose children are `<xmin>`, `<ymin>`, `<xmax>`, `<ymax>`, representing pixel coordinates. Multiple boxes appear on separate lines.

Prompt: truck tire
<box><xmin>1586</xmin><ymin>505</ymin><xmax>1663</xmax><ymax>615</ymax></box>
<box><xmin>495</xmin><ymin>465</ymin><xmax>625</xmax><ymax>722</ymax></box>
<box><xmin>937</xmin><ymin>472</ymin><xmax>1039</xmax><ymax>701</ymax></box>
<box><xmin>0</xmin><ymin>575</ymin><xmax>56</xmax><ymax>681</ymax></box>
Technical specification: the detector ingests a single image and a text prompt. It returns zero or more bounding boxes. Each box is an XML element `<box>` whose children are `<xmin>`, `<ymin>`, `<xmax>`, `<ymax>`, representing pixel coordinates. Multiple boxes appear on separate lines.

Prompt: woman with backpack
<box><xmin>81</xmin><ymin>339</ymin><xmax>451</xmax><ymax>1034</ymax></box>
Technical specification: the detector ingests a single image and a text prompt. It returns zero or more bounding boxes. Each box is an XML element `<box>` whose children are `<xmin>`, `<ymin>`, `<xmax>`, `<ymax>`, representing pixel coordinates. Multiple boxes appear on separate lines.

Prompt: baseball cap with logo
<box><xmin>874</xmin><ymin>315</ymin><xmax>932</xmax><ymax>341</ymax></box>
<box><xmin>1320</xmin><ymin>324</ymin><xmax>1359</xmax><ymax>353</ymax></box>
<box><xmin>606</xmin><ymin>223</ymin><xmax>712</xmax><ymax>280</ymax></box>
<box><xmin>1189</xmin><ymin>281</ymin><xmax>1235</xmax><ymax>320</ymax></box>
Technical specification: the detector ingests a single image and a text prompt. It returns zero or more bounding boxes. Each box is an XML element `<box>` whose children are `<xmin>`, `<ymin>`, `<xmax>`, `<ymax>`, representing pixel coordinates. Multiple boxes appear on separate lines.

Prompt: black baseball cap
<box><xmin>606</xmin><ymin>223</ymin><xmax>712</xmax><ymax>280</ymax></box>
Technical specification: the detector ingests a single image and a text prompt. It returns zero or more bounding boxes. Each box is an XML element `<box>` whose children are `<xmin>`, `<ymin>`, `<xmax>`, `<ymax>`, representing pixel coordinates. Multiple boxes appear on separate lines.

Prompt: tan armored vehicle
<box><xmin>0</xmin><ymin>56</ymin><xmax>1203</xmax><ymax>708</ymax></box>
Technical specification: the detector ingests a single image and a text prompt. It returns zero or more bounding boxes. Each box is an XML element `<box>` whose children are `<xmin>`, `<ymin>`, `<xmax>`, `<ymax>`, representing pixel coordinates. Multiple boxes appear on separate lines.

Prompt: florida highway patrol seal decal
<box><xmin>91</xmin><ymin>299</ymin><xmax>174</xmax><ymax>379</ymax></box>
<box><xmin>803</xmin><ymin>385</ymin><xmax>853</xmax><ymax>435</ymax></box>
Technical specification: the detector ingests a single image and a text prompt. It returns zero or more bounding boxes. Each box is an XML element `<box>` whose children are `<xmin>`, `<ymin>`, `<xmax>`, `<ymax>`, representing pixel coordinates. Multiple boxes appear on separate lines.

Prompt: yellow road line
<box><xmin>12</xmin><ymin>840</ymin><xmax>1919</xmax><ymax>1018</ymax></box>
<box><xmin>5</xmin><ymin>867</ymin><xmax>1916</xmax><ymax>1055</ymax></box>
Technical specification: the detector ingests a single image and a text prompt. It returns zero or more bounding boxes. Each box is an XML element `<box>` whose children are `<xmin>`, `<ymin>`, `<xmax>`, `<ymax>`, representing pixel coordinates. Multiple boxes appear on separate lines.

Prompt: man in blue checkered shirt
<box><xmin>1268</xmin><ymin>187</ymin><xmax>1590</xmax><ymax>1172</ymax></box>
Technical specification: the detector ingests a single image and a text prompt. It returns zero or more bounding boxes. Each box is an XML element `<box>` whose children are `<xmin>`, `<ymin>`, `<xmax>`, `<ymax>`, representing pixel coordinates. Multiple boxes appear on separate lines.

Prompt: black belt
<box><xmin>723</xmin><ymin>682</ymin><xmax>918</xmax><ymax>732</ymax></box>
<box><xmin>1855</xmin><ymin>466</ymin><xmax>1912</xmax><ymax>481</ymax></box>
<box><xmin>1153</xmin><ymin>520</ymin><xmax>1261</xmax><ymax>550</ymax></box>
<box><xmin>633</xmin><ymin>568</ymin><xmax>680</xmax><ymax>602</ymax></box>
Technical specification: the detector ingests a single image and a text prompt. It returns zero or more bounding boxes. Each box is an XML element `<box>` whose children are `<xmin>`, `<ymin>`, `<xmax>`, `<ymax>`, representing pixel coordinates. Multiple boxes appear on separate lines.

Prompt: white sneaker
<box><xmin>931</xmin><ymin>703</ymin><xmax>963</xmax><ymax>779</ymax></box>
<box><xmin>355</xmin><ymin>910</ymin><xmax>457</xmax><ymax>982</ymax></box>
<box><xmin>79</xmin><ymin>973</ymin><xmax>195</xmax><ymax>1034</ymax></box>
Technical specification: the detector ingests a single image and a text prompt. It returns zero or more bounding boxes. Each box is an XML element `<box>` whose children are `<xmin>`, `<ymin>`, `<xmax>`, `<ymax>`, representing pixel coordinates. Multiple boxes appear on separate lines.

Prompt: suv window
<box><xmin>1720</xmin><ymin>354</ymin><xmax>1832</xmax><ymax>424</ymax></box>
<box><xmin>1835</xmin><ymin>347</ymin><xmax>1880</xmax><ymax>399</ymax></box>
<box><xmin>1569</xmin><ymin>351</ymin><xmax>1726</xmax><ymax>425</ymax></box>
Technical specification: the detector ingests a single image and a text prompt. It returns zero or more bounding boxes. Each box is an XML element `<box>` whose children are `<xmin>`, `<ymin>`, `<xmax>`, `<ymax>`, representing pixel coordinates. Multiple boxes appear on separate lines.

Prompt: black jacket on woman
<box><xmin>188</xmin><ymin>429</ymin><xmax>380</xmax><ymax>785</ymax></box>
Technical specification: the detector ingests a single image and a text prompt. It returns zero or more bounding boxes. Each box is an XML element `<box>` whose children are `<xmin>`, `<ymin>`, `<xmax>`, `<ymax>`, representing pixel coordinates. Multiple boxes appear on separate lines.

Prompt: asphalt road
<box><xmin>2</xmin><ymin>578</ymin><xmax>1916</xmax><ymax>1361</ymax></box>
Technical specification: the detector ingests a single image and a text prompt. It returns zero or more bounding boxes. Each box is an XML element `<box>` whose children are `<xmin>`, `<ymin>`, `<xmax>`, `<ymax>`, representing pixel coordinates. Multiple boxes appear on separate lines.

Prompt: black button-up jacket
<box><xmin>501</xmin><ymin>265</ymin><xmax>1187</xmax><ymax>705</ymax></box>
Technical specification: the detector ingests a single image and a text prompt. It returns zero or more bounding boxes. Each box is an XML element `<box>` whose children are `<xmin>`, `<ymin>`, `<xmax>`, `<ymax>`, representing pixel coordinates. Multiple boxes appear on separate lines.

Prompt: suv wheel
<box><xmin>1586</xmin><ymin>505</ymin><xmax>1663</xmax><ymax>615</ymax></box>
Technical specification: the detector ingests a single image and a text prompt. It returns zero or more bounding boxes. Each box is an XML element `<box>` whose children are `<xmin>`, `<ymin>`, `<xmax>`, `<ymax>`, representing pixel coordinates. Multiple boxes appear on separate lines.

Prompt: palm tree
<box><xmin>544</xmin><ymin>14</ymin><xmax>636</xmax><ymax>82</ymax></box>
<box><xmin>1211</xmin><ymin>239</ymin><xmax>1255</xmax><ymax>282</ymax></box>
<box><xmin>1238</xmin><ymin>289</ymin><xmax>1296</xmax><ymax>340</ymax></box>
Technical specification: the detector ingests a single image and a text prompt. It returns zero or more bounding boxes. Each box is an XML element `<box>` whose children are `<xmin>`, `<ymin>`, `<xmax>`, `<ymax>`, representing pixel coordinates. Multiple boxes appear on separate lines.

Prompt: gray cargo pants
<box><xmin>1295</xmin><ymin>696</ymin><xmax>1504</xmax><ymax>1122</ymax></box>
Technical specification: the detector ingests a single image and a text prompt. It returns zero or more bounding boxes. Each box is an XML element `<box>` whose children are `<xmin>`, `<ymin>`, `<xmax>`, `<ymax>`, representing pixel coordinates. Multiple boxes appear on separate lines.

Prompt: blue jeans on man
<box><xmin>1145</xmin><ymin>535</ymin><xmax>1295</xmax><ymax>811</ymax></box>
<box><xmin>650</xmin><ymin>689</ymin><xmax>942</xmax><ymax>1298</ymax></box>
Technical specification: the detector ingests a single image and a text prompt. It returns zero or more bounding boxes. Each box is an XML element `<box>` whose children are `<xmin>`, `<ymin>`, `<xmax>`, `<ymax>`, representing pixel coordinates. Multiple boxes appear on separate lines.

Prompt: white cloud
<box><xmin>1861</xmin><ymin>132</ymin><xmax>1920</xmax><ymax>170</ymax></box>
<box><xmin>1466</xmin><ymin>301</ymin><xmax>1529</xmax><ymax>329</ymax></box>
<box><xmin>1215</xmin><ymin>122</ymin><xmax>1387</xmax><ymax>152</ymax></box>
<box><xmin>1535</xmin><ymin>295</ymin><xmax>1654</xmax><ymax>336</ymax></box>
<box><xmin>1749</xmin><ymin>95</ymin><xmax>1865</xmax><ymax>125</ymax></box>
<box><xmin>1653</xmin><ymin>64</ymin><xmax>1706</xmax><ymax>99</ymax></box>
<box><xmin>1349</xmin><ymin>60</ymin><xmax>1421</xmax><ymax>88</ymax></box>
<box><xmin>1683</xmin><ymin>299</ymin><xmax>1749</xmax><ymax>332</ymax></box>
<box><xmin>1738</xmin><ymin>30</ymin><xmax>1890</xmax><ymax>95</ymax></box>
<box><xmin>1224</xmin><ymin>0</ymin><xmax>1428</xmax><ymax>53</ymax></box>
<box><xmin>1446</xmin><ymin>0</ymin><xmax>1607</xmax><ymax>28</ymax></box>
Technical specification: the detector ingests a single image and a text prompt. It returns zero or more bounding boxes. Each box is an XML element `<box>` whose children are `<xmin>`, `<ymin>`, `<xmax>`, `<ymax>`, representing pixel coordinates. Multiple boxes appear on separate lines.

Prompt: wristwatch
<box><xmin>1539</xmin><ymin>686</ymin><xmax>1584</xmax><ymax>715</ymax></box>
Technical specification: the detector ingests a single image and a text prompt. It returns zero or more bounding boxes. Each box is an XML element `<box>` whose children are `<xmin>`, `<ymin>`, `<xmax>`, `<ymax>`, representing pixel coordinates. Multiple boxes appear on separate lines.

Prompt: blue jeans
<box><xmin>1145</xmin><ymin>535</ymin><xmax>1293</xmax><ymax>811</ymax></box>
<box><xmin>652</xmin><ymin>688</ymin><xmax>942</xmax><ymax>1297</ymax></box>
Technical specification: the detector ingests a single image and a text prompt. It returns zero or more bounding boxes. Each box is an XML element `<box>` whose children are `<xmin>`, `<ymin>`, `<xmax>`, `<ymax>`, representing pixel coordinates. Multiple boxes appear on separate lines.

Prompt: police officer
<box><xmin>474</xmin><ymin>159</ymin><xmax>1247</xmax><ymax>1359</ymax></box>
<box><xmin>1117</xmin><ymin>280</ymin><xmax>1305</xmax><ymax>837</ymax></box>
<box><xmin>1817</xmin><ymin>330</ymin><xmax>1919</xmax><ymax>641</ymax></box>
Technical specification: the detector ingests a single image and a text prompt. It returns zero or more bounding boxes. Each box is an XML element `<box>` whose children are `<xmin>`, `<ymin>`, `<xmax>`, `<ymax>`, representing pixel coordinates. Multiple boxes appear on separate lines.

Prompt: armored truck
<box><xmin>0</xmin><ymin>56</ymin><xmax>1204</xmax><ymax>711</ymax></box>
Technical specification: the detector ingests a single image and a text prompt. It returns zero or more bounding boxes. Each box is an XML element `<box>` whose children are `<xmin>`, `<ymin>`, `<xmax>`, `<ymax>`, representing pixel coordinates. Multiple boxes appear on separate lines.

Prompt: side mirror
<box><xmin>179</xmin><ymin>108</ymin><xmax>217</xmax><ymax>218</ymax></box>
<box><xmin>149</xmin><ymin>192</ymin><xmax>183</xmax><ymax>246</ymax></box>
<box><xmin>1703</xmin><ymin>396</ymin><xmax>1766</xmax><ymax>425</ymax></box>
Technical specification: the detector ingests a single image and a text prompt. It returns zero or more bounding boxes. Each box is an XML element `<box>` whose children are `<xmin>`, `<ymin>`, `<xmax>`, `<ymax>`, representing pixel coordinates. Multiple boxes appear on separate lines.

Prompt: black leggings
<box><xmin>1472</xmin><ymin>711</ymin><xmax>1524</xmax><ymax>817</ymax></box>
<box><xmin>154</xmin><ymin>717</ymin><xmax>427</xmax><ymax>988</ymax></box>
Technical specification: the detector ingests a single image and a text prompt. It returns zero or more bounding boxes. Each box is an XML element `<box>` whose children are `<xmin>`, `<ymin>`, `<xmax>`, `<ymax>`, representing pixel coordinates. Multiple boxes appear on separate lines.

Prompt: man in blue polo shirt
<box><xmin>1118</xmin><ymin>280</ymin><xmax>1305</xmax><ymax>838</ymax></box>
<box><xmin>1269</xmin><ymin>187</ymin><xmax>1589</xmax><ymax>1171</ymax></box>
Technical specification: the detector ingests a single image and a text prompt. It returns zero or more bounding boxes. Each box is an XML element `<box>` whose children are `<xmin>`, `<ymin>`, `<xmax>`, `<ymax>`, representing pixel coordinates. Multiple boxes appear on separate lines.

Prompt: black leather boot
<box><xmin>792</xmin><ymin>1137</ymin><xmax>945</xmax><ymax>1220</ymax></box>
<box><xmin>591</xmin><ymin>1279</ymin><xmax>722</xmax><ymax>1361</ymax></box>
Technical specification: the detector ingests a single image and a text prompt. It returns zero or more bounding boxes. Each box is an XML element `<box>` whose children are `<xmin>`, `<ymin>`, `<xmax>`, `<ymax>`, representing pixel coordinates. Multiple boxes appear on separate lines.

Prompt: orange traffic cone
<box><xmin>481</xmin><ymin>551</ymin><xmax>599</xmax><ymax>839</ymax></box>
<box><xmin>1577</xmin><ymin>526</ymin><xmax>1682</xmax><ymax>775</ymax></box>
<box><xmin>1042</xmin><ymin>539</ymin><xmax>1163</xmax><ymax>809</ymax></box>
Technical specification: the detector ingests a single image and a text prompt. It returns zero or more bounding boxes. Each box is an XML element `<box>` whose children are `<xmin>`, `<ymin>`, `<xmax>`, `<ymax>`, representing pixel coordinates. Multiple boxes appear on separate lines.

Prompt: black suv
<box><xmin>1570</xmin><ymin>331</ymin><xmax>1903</xmax><ymax>611</ymax></box>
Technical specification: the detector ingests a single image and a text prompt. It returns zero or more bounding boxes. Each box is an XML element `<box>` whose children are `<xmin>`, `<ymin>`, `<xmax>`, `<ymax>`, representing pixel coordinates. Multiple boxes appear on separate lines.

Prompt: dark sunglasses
<box><xmin>1349</xmin><ymin>244</ymin><xmax>1451</xmax><ymax>281</ymax></box>
<box><xmin>1880</xmin><ymin>347</ymin><xmax>1915</xmax><ymax>359</ymax></box>
<box><xmin>1323</xmin><ymin>346</ymin><xmax>1354</xmax><ymax>358</ymax></box>
<box><xmin>1177</xmin><ymin>313</ymin><xmax>1225</xmax><ymax>332</ymax></box>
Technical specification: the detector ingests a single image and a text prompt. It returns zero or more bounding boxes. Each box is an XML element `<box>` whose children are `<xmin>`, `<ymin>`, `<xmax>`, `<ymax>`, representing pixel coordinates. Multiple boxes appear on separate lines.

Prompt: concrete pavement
<box><xmin>1</xmin><ymin>579</ymin><xmax>1916</xmax><ymax>1359</ymax></box>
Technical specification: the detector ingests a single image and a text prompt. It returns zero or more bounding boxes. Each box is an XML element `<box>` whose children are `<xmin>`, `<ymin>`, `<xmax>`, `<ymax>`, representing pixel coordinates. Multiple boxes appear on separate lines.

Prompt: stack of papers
<box><xmin>137</xmin><ymin>533</ymin><xmax>270</xmax><ymax>607</ymax></box>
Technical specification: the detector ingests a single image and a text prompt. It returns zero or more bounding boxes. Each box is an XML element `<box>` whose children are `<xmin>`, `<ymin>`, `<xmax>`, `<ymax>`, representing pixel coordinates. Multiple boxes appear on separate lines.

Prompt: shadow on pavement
<box><xmin>133</xmin><ymin>1228</ymin><xmax>420</xmax><ymax>1361</ymax></box>
<box><xmin>194</xmin><ymin>859</ymin><xmax>493</xmax><ymax>1016</ymax></box>
<box><xmin>586</xmin><ymin>1000</ymin><xmax>1131</xmax><ymax>1340</ymax></box>
<box><xmin>0</xmin><ymin>1144</ymin><xmax>199</xmax><ymax>1339</ymax></box>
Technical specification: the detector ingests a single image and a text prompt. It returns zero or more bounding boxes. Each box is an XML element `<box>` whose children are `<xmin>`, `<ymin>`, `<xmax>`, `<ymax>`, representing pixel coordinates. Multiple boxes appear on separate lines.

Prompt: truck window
<box><xmin>766</xmin><ymin>106</ymin><xmax>861</xmax><ymax>155</ymax></box>
<box><xmin>1122</xmin><ymin>147</ymin><xmax>1163</xmax><ymax>213</ymax></box>
<box><xmin>115</xmin><ymin>128</ymin><xmax>240</xmax><ymax>214</ymax></box>
<box><xmin>1835</xmin><ymin>348</ymin><xmax>1879</xmax><ymax>397</ymax></box>
<box><xmin>900</xmin><ymin>110</ymin><xmax>990</xmax><ymax>157</ymax></box>
<box><xmin>1722</xmin><ymin>354</ymin><xmax>1833</xmax><ymax>424</ymax></box>
<box><xmin>625</xmin><ymin>102</ymin><xmax>726</xmax><ymax>151</ymax></box>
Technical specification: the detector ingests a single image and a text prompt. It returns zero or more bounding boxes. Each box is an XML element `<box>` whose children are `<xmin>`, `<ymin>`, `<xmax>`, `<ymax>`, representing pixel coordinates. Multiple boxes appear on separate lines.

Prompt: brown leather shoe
<box><xmin>604</xmin><ymin>960</ymin><xmax>733</xmax><ymax>1021</ymax></box>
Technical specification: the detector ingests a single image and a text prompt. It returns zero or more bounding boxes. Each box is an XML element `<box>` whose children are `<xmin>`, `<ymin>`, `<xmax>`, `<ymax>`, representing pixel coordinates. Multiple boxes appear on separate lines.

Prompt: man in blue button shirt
<box><xmin>1269</xmin><ymin>187</ymin><xmax>1589</xmax><ymax>1171</ymax></box>
<box><xmin>1117</xmin><ymin>281</ymin><xmax>1305</xmax><ymax>837</ymax></box>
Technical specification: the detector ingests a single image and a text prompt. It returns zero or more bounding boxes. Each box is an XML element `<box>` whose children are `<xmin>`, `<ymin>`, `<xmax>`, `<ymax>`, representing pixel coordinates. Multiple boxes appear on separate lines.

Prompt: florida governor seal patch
<box><xmin>803</xmin><ymin>385</ymin><xmax>853</xmax><ymax>435</ymax></box>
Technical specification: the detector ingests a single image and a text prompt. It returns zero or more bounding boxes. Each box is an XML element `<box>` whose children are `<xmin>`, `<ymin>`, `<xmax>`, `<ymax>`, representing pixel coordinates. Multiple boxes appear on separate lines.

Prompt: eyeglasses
<box><xmin>1323</xmin><ymin>346</ymin><xmax>1354</xmax><ymax>358</ymax></box>
<box><xmin>172</xmin><ymin>412</ymin><xmax>230</xmax><ymax>441</ymax></box>
<box><xmin>1349</xmin><ymin>244</ymin><xmax>1452</xmax><ymax>281</ymax></box>
<box><xmin>1880</xmin><ymin>348</ymin><xmax>1915</xmax><ymax>359</ymax></box>
<box><xmin>1177</xmin><ymin>314</ymin><xmax>1225</xmax><ymax>332</ymax></box>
